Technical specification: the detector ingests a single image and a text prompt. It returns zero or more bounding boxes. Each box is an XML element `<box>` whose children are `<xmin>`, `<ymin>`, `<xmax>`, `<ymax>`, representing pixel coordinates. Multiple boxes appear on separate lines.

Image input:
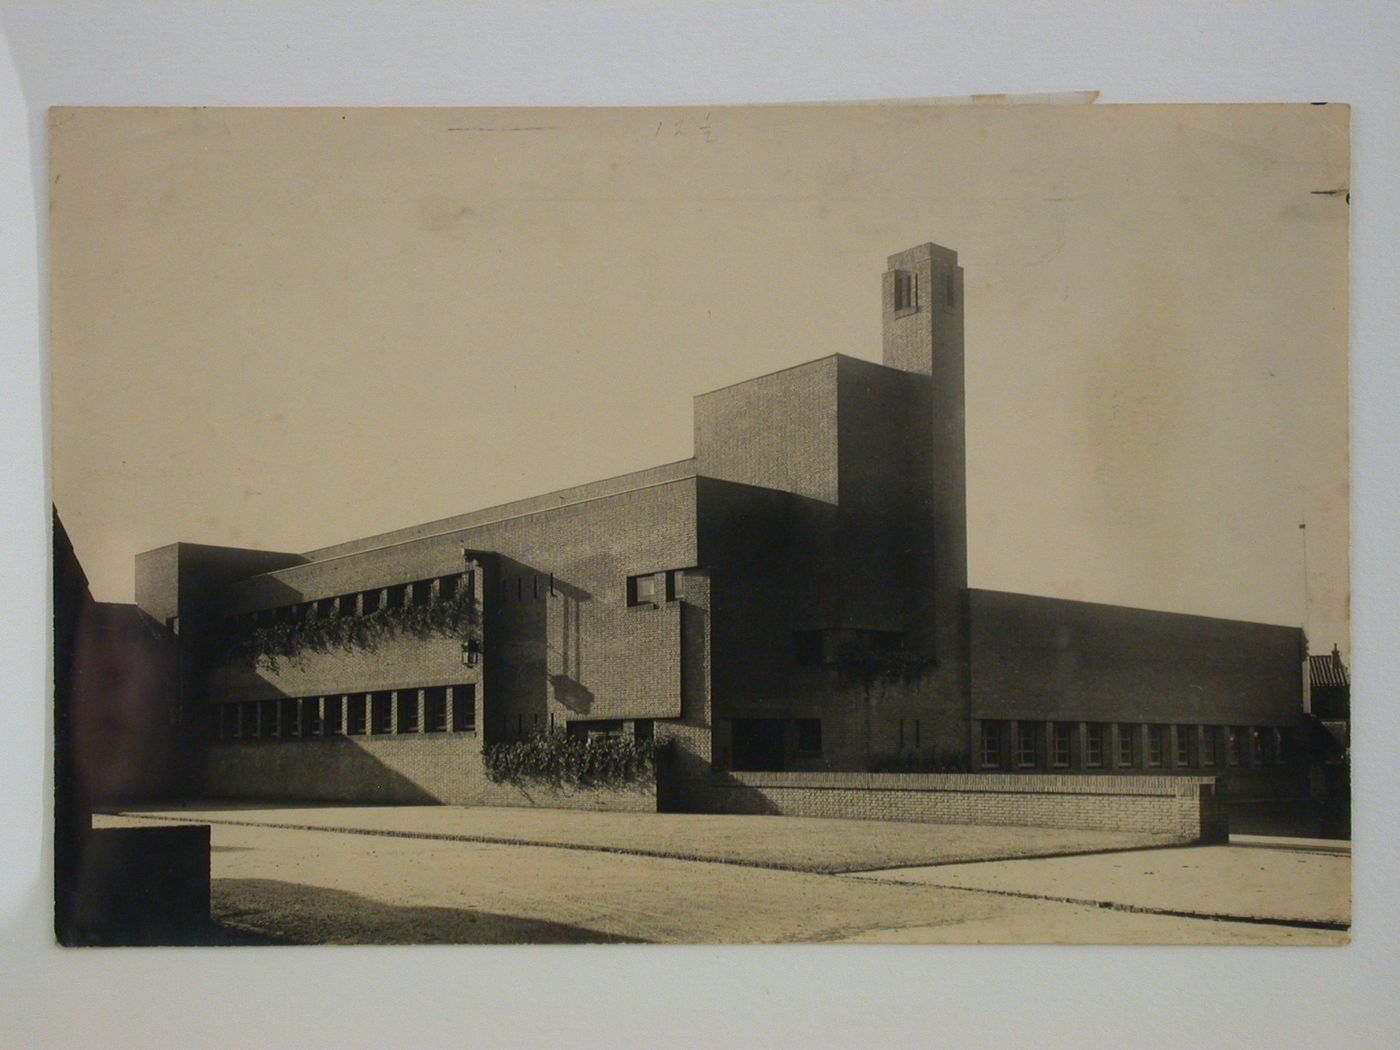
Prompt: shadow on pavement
<box><xmin>213</xmin><ymin>879</ymin><xmax>643</xmax><ymax>945</ymax></box>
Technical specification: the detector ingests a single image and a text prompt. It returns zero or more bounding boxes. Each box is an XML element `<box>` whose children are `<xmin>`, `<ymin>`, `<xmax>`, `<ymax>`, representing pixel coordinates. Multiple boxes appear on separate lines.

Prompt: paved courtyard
<box><xmin>95</xmin><ymin>805</ymin><xmax>1350</xmax><ymax>945</ymax></box>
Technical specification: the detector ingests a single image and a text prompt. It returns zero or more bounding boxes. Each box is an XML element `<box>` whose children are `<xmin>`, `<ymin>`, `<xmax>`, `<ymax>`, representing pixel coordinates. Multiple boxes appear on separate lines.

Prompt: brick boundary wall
<box><xmin>202</xmin><ymin>737</ymin><xmax>658</xmax><ymax>812</ymax></box>
<box><xmin>669</xmin><ymin>771</ymin><xmax>1228</xmax><ymax>842</ymax></box>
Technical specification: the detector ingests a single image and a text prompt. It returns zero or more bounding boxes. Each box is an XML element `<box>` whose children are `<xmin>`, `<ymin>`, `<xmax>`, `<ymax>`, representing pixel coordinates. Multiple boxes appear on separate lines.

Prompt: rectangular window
<box><xmin>438</xmin><ymin>573</ymin><xmax>459</xmax><ymax>602</ymax></box>
<box><xmin>337</xmin><ymin>594</ymin><xmax>357</xmax><ymax>616</ymax></box>
<box><xmin>795</xmin><ymin>718</ymin><xmax>822</xmax><ymax>755</ymax></box>
<box><xmin>397</xmin><ymin>690</ymin><xmax>420</xmax><ymax>733</ymax></box>
<box><xmin>1175</xmin><ymin>725</ymin><xmax>1193</xmax><ymax>767</ymax></box>
<box><xmin>1085</xmin><ymin>723</ymin><xmax>1105</xmax><ymax>768</ymax></box>
<box><xmin>385</xmin><ymin>584</ymin><xmax>406</xmax><ymax>610</ymax></box>
<box><xmin>412</xmin><ymin>579</ymin><xmax>434</xmax><ymax>606</ymax></box>
<box><xmin>1016</xmin><ymin>723</ymin><xmax>1037</xmax><ymax>769</ymax></box>
<box><xmin>893</xmin><ymin>269</ymin><xmax>918</xmax><ymax>312</ymax></box>
<box><xmin>1256</xmin><ymin>727</ymin><xmax>1276</xmax><ymax>766</ymax></box>
<box><xmin>1117</xmin><ymin>724</ymin><xmax>1135</xmax><ymax>768</ymax></box>
<box><xmin>323</xmin><ymin>695</ymin><xmax>343</xmax><ymax>735</ymax></box>
<box><xmin>259</xmin><ymin>699</ymin><xmax>279</xmax><ymax>738</ymax></box>
<box><xmin>1052</xmin><ymin>723</ymin><xmax>1072</xmax><ymax>768</ymax></box>
<box><xmin>1147</xmin><ymin>725</ymin><xmax>1165</xmax><ymax>767</ymax></box>
<box><xmin>451</xmin><ymin>686</ymin><xmax>474</xmax><ymax>732</ymax></box>
<box><xmin>979</xmin><ymin>721</ymin><xmax>1002</xmax><ymax>768</ymax></box>
<box><xmin>1227</xmin><ymin>726</ymin><xmax>1243</xmax><ymax>766</ymax></box>
<box><xmin>301</xmin><ymin>697</ymin><xmax>322</xmax><ymax>737</ymax></box>
<box><xmin>1276</xmin><ymin>728</ymin><xmax>1289</xmax><ymax>765</ymax></box>
<box><xmin>362</xmin><ymin>589</ymin><xmax>382</xmax><ymax>614</ymax></box>
<box><xmin>424</xmin><ymin>686</ymin><xmax>448</xmax><ymax>733</ymax></box>
<box><xmin>370</xmin><ymin>692</ymin><xmax>393</xmax><ymax>734</ymax></box>
<box><xmin>346</xmin><ymin>694</ymin><xmax>367</xmax><ymax>735</ymax></box>
<box><xmin>280</xmin><ymin>697</ymin><xmax>299</xmax><ymax>737</ymax></box>
<box><xmin>1200</xmin><ymin>727</ymin><xmax>1216</xmax><ymax>766</ymax></box>
<box><xmin>628</xmin><ymin>572</ymin><xmax>662</xmax><ymax>606</ymax></box>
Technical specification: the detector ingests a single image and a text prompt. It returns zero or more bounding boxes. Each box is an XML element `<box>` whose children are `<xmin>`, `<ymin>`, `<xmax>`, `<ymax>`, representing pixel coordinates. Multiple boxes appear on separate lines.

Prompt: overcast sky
<box><xmin>49</xmin><ymin>103</ymin><xmax>1349</xmax><ymax>650</ymax></box>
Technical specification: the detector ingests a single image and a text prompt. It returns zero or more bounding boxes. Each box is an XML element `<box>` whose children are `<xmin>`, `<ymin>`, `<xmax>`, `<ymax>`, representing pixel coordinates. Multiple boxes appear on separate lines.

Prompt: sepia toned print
<box><xmin>50</xmin><ymin>104</ymin><xmax>1349</xmax><ymax>945</ymax></box>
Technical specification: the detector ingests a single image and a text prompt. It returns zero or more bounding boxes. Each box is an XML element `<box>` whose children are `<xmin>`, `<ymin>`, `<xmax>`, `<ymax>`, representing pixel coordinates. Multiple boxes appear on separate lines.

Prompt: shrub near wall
<box><xmin>479</xmin><ymin>731</ymin><xmax>661</xmax><ymax>812</ymax></box>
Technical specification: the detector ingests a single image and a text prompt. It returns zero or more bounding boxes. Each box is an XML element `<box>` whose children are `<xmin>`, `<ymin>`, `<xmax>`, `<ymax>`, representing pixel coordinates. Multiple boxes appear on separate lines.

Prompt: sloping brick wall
<box><xmin>670</xmin><ymin>771</ymin><xmax>1227</xmax><ymax>842</ymax></box>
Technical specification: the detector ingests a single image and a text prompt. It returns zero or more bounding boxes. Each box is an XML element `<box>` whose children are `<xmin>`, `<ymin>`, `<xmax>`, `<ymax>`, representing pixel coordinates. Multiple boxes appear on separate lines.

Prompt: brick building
<box><xmin>133</xmin><ymin>240</ymin><xmax>1306</xmax><ymax>805</ymax></box>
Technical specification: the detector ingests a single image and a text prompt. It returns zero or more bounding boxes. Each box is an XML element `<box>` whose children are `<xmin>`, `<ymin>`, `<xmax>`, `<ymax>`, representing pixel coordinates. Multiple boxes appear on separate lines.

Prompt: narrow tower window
<box><xmin>893</xmin><ymin>270</ymin><xmax>918</xmax><ymax>312</ymax></box>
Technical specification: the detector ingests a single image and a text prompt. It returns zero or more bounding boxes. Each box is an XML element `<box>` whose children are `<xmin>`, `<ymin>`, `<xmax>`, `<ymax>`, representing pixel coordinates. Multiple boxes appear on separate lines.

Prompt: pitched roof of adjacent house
<box><xmin>1309</xmin><ymin>649</ymin><xmax>1349</xmax><ymax>689</ymax></box>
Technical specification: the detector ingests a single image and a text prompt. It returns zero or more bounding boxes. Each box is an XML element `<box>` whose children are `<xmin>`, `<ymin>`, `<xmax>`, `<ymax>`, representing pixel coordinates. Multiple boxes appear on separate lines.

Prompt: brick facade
<box><xmin>133</xmin><ymin>239</ymin><xmax>1305</xmax><ymax>821</ymax></box>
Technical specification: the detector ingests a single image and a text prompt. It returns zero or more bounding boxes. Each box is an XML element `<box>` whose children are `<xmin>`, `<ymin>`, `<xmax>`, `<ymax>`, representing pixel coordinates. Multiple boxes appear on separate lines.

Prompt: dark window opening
<box><xmin>385</xmin><ymin>584</ymin><xmax>406</xmax><ymax>611</ymax></box>
<box><xmin>346</xmin><ymin>694</ymin><xmax>367</xmax><ymax>735</ymax></box>
<box><xmin>337</xmin><ymin>594</ymin><xmax>356</xmax><ymax>616</ymax></box>
<box><xmin>1201</xmin><ymin>727</ymin><xmax>1217</xmax><ymax>766</ymax></box>
<box><xmin>259</xmin><ymin>699</ymin><xmax>279</xmax><ymax>739</ymax></box>
<box><xmin>362</xmin><ymin>589</ymin><xmax>382</xmax><ymax>615</ymax></box>
<box><xmin>451</xmin><ymin>686</ymin><xmax>474</xmax><ymax>732</ymax></box>
<box><xmin>633</xmin><ymin>719</ymin><xmax>654</xmax><ymax>743</ymax></box>
<box><xmin>795</xmin><ymin>718</ymin><xmax>822</xmax><ymax>755</ymax></box>
<box><xmin>424</xmin><ymin>687</ymin><xmax>448</xmax><ymax>733</ymax></box>
<box><xmin>893</xmin><ymin>269</ymin><xmax>918</xmax><ymax>312</ymax></box>
<box><xmin>731</xmin><ymin>718</ymin><xmax>786</xmax><ymax>771</ymax></box>
<box><xmin>370</xmin><ymin>692</ymin><xmax>393</xmax><ymax>734</ymax></box>
<box><xmin>280</xmin><ymin>698</ymin><xmax>299</xmax><ymax>737</ymax></box>
<box><xmin>1227</xmin><ymin>726</ymin><xmax>1243</xmax><ymax>766</ymax></box>
<box><xmin>412</xmin><ymin>579</ymin><xmax>434</xmax><ymax>606</ymax></box>
<box><xmin>322</xmin><ymin>695</ymin><xmax>342</xmax><ymax>735</ymax></box>
<box><xmin>438</xmin><ymin>574</ymin><xmax>459</xmax><ymax>602</ymax></box>
<box><xmin>397</xmin><ymin>690</ymin><xmax>420</xmax><ymax>733</ymax></box>
<box><xmin>302</xmin><ymin>697</ymin><xmax>322</xmax><ymax>737</ymax></box>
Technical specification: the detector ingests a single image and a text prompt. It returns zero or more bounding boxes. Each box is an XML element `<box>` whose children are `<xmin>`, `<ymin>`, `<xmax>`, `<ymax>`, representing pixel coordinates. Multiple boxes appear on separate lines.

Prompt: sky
<box><xmin>49</xmin><ymin>103</ymin><xmax>1349</xmax><ymax>651</ymax></box>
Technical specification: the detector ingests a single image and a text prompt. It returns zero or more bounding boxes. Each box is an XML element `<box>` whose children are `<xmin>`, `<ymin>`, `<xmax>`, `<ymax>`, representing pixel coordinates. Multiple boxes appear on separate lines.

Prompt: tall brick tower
<box><xmin>881</xmin><ymin>243</ymin><xmax>969</xmax><ymax>748</ymax></box>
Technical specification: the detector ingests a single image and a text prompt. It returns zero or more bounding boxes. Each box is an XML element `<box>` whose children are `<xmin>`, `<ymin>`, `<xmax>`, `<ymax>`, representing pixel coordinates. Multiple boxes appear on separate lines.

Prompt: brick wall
<box><xmin>203</xmin><ymin>735</ymin><xmax>659</xmax><ymax>811</ymax></box>
<box><xmin>670</xmin><ymin>770</ymin><xmax>1227</xmax><ymax>842</ymax></box>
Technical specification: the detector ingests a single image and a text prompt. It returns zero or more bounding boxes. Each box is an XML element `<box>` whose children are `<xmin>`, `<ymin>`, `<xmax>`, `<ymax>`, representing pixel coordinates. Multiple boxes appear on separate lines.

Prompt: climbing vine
<box><xmin>483</xmin><ymin>730</ymin><xmax>662</xmax><ymax>788</ymax></box>
<box><xmin>219</xmin><ymin>587</ymin><xmax>480</xmax><ymax>673</ymax></box>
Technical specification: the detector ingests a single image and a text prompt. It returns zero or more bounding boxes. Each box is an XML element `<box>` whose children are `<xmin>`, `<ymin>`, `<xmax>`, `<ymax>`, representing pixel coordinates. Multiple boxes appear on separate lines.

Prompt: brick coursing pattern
<box><xmin>671</xmin><ymin>771</ymin><xmax>1226</xmax><ymax>841</ymax></box>
<box><xmin>203</xmin><ymin>736</ymin><xmax>658</xmax><ymax>811</ymax></box>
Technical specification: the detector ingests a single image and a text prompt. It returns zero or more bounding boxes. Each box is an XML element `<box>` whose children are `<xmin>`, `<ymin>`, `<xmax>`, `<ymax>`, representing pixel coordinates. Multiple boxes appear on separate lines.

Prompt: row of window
<box><xmin>212</xmin><ymin>686</ymin><xmax>475</xmax><ymax>741</ymax></box>
<box><xmin>231</xmin><ymin>572</ymin><xmax>471</xmax><ymax>631</ymax></box>
<box><xmin>978</xmin><ymin>721</ymin><xmax>1289</xmax><ymax>772</ymax></box>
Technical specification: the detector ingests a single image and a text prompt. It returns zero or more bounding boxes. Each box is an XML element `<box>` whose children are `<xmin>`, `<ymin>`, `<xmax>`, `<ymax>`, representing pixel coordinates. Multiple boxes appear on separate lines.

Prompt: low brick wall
<box><xmin>202</xmin><ymin>736</ymin><xmax>659</xmax><ymax>811</ymax></box>
<box><xmin>203</xmin><ymin>735</ymin><xmax>486</xmax><ymax>805</ymax></box>
<box><xmin>670</xmin><ymin>771</ymin><xmax>1227</xmax><ymax>842</ymax></box>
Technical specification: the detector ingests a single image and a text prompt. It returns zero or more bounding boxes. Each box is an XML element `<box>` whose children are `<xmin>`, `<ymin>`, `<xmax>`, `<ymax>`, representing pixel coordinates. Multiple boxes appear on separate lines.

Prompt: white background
<box><xmin>2</xmin><ymin>3</ymin><xmax>1397</xmax><ymax>1047</ymax></box>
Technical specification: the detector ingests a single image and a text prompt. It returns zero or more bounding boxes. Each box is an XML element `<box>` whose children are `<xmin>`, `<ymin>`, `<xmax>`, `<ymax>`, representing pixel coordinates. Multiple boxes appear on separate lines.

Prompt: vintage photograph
<box><xmin>50</xmin><ymin>102</ymin><xmax>1350</xmax><ymax>946</ymax></box>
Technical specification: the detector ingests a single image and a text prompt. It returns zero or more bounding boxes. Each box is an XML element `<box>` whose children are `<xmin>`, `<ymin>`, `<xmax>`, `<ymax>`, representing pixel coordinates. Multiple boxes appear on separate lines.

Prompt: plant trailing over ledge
<box><xmin>220</xmin><ymin>587</ymin><xmax>480</xmax><ymax>673</ymax></box>
<box><xmin>483</xmin><ymin>730</ymin><xmax>662</xmax><ymax>789</ymax></box>
<box><xmin>836</xmin><ymin>644</ymin><xmax>938</xmax><ymax>689</ymax></box>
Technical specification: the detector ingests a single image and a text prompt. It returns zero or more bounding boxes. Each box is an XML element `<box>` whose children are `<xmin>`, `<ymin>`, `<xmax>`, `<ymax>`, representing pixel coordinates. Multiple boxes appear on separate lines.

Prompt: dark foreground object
<box><xmin>59</xmin><ymin>825</ymin><xmax>213</xmax><ymax>946</ymax></box>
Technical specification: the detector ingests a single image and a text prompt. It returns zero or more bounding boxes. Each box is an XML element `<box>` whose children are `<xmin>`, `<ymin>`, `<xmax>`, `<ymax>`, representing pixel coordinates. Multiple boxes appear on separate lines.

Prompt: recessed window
<box><xmin>1147</xmin><ymin>725</ymin><xmax>1165</xmax><ymax>767</ymax></box>
<box><xmin>424</xmin><ymin>687</ymin><xmax>448</xmax><ymax>733</ymax></box>
<box><xmin>346</xmin><ymin>694</ymin><xmax>367</xmax><ymax>735</ymax></box>
<box><xmin>1175</xmin><ymin>725</ymin><xmax>1193</xmax><ymax>767</ymax></box>
<box><xmin>628</xmin><ymin>572</ymin><xmax>663</xmax><ymax>606</ymax></box>
<box><xmin>451</xmin><ymin>686</ymin><xmax>475</xmax><ymax>732</ymax></box>
<box><xmin>1051</xmin><ymin>723</ymin><xmax>1072</xmax><ymax>768</ymax></box>
<box><xmin>1227</xmin><ymin>726</ymin><xmax>1243</xmax><ymax>766</ymax></box>
<box><xmin>795</xmin><ymin>718</ymin><xmax>822</xmax><ymax>755</ymax></box>
<box><xmin>1117</xmin><ymin>724</ymin><xmax>1135</xmax><ymax>768</ymax></box>
<box><xmin>1085</xmin><ymin>723</ymin><xmax>1105</xmax><ymax>768</ymax></box>
<box><xmin>302</xmin><ymin>697</ymin><xmax>322</xmax><ymax>737</ymax></box>
<box><xmin>1201</xmin><ymin>727</ymin><xmax>1217</xmax><ymax>766</ymax></box>
<box><xmin>397</xmin><ymin>690</ymin><xmax>420</xmax><ymax>733</ymax></box>
<box><xmin>893</xmin><ymin>269</ymin><xmax>918</xmax><ymax>313</ymax></box>
<box><xmin>980</xmin><ymin>721</ymin><xmax>1003</xmax><ymax>768</ymax></box>
<box><xmin>1015</xmin><ymin>723</ymin><xmax>1037</xmax><ymax>769</ymax></box>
